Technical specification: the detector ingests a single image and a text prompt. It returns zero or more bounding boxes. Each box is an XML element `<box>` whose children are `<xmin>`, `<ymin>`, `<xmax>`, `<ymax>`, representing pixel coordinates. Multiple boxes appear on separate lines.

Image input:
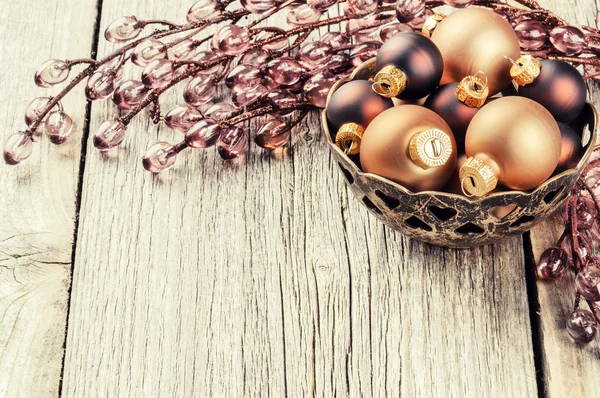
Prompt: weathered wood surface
<box><xmin>0</xmin><ymin>0</ymin><xmax>97</xmax><ymax>396</ymax></box>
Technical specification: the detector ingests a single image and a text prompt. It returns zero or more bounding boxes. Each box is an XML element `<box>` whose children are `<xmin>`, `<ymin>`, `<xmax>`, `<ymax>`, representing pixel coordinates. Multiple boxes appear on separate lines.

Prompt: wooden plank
<box><xmin>0</xmin><ymin>0</ymin><xmax>99</xmax><ymax>396</ymax></box>
<box><xmin>62</xmin><ymin>2</ymin><xmax>536</xmax><ymax>397</ymax></box>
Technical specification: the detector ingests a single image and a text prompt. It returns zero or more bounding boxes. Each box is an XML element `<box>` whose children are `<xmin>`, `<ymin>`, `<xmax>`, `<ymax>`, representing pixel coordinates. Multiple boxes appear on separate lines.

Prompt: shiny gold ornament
<box><xmin>455</xmin><ymin>73</ymin><xmax>489</xmax><ymax>108</ymax></box>
<box><xmin>462</xmin><ymin>96</ymin><xmax>561</xmax><ymax>197</ymax></box>
<box><xmin>373</xmin><ymin>65</ymin><xmax>407</xmax><ymax>99</ymax></box>
<box><xmin>509</xmin><ymin>55</ymin><xmax>542</xmax><ymax>87</ymax></box>
<box><xmin>431</xmin><ymin>7</ymin><xmax>520</xmax><ymax>95</ymax></box>
<box><xmin>422</xmin><ymin>13</ymin><xmax>446</xmax><ymax>38</ymax></box>
<box><xmin>360</xmin><ymin>105</ymin><xmax>457</xmax><ymax>192</ymax></box>
<box><xmin>335</xmin><ymin>123</ymin><xmax>364</xmax><ymax>155</ymax></box>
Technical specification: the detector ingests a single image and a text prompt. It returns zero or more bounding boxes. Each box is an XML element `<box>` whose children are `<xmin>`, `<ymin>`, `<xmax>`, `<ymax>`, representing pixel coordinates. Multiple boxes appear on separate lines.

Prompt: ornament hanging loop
<box><xmin>456</xmin><ymin>72</ymin><xmax>489</xmax><ymax>108</ymax></box>
<box><xmin>472</xmin><ymin>71</ymin><xmax>488</xmax><ymax>93</ymax></box>
<box><xmin>460</xmin><ymin>176</ymin><xmax>476</xmax><ymax>198</ymax></box>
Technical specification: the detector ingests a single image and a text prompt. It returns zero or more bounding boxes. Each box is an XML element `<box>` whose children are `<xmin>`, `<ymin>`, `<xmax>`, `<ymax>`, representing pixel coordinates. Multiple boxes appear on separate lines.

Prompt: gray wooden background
<box><xmin>0</xmin><ymin>0</ymin><xmax>599</xmax><ymax>396</ymax></box>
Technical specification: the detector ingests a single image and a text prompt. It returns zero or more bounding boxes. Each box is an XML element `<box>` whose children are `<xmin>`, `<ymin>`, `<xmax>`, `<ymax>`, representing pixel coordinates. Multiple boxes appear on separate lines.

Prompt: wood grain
<box><xmin>0</xmin><ymin>0</ymin><xmax>98</xmax><ymax>396</ymax></box>
<box><xmin>60</xmin><ymin>2</ymin><xmax>537</xmax><ymax>397</ymax></box>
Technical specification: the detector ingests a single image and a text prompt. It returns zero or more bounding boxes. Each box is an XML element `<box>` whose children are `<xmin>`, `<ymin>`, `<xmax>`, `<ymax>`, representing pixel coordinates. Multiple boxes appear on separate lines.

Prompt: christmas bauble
<box><xmin>326</xmin><ymin>80</ymin><xmax>394</xmax><ymax>154</ymax></box>
<box><xmin>504</xmin><ymin>56</ymin><xmax>586</xmax><ymax>123</ymax></box>
<box><xmin>431</xmin><ymin>7</ymin><xmax>520</xmax><ymax>95</ymax></box>
<box><xmin>555</xmin><ymin>122</ymin><xmax>584</xmax><ymax>173</ymax></box>
<box><xmin>373</xmin><ymin>32</ymin><xmax>443</xmax><ymax>100</ymax></box>
<box><xmin>461</xmin><ymin>96</ymin><xmax>561</xmax><ymax>196</ymax></box>
<box><xmin>360</xmin><ymin>105</ymin><xmax>457</xmax><ymax>192</ymax></box>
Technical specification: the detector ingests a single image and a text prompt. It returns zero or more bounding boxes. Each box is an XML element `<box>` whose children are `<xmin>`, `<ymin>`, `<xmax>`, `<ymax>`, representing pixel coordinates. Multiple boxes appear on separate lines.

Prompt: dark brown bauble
<box><xmin>463</xmin><ymin>96</ymin><xmax>561</xmax><ymax>196</ymax></box>
<box><xmin>326</xmin><ymin>80</ymin><xmax>394</xmax><ymax>131</ymax></box>
<box><xmin>375</xmin><ymin>32</ymin><xmax>443</xmax><ymax>100</ymax></box>
<box><xmin>555</xmin><ymin>122</ymin><xmax>584</xmax><ymax>173</ymax></box>
<box><xmin>431</xmin><ymin>7</ymin><xmax>520</xmax><ymax>95</ymax></box>
<box><xmin>360</xmin><ymin>105</ymin><xmax>457</xmax><ymax>192</ymax></box>
<box><xmin>424</xmin><ymin>82</ymin><xmax>482</xmax><ymax>153</ymax></box>
<box><xmin>503</xmin><ymin>60</ymin><xmax>586</xmax><ymax>123</ymax></box>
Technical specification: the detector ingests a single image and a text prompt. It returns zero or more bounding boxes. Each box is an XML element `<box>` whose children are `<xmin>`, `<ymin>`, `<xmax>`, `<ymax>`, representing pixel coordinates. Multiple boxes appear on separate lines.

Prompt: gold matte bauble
<box><xmin>360</xmin><ymin>105</ymin><xmax>457</xmax><ymax>192</ymax></box>
<box><xmin>464</xmin><ymin>96</ymin><xmax>561</xmax><ymax>195</ymax></box>
<box><xmin>431</xmin><ymin>7</ymin><xmax>520</xmax><ymax>95</ymax></box>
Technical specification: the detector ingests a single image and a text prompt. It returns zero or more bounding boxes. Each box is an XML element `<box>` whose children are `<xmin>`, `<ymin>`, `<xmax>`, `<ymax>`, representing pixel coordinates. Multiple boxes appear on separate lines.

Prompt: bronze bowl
<box><xmin>322</xmin><ymin>58</ymin><xmax>598</xmax><ymax>248</ymax></box>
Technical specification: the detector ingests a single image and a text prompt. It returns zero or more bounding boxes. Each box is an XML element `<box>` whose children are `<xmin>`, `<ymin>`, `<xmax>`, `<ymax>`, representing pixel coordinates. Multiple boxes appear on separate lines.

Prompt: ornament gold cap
<box><xmin>422</xmin><ymin>13</ymin><xmax>446</xmax><ymax>38</ymax></box>
<box><xmin>335</xmin><ymin>122</ymin><xmax>365</xmax><ymax>155</ymax></box>
<box><xmin>408</xmin><ymin>129</ymin><xmax>453</xmax><ymax>170</ymax></box>
<box><xmin>508</xmin><ymin>55</ymin><xmax>542</xmax><ymax>87</ymax></box>
<box><xmin>373</xmin><ymin>65</ymin><xmax>407</xmax><ymax>98</ymax></box>
<box><xmin>456</xmin><ymin>72</ymin><xmax>489</xmax><ymax>108</ymax></box>
<box><xmin>459</xmin><ymin>157</ymin><xmax>498</xmax><ymax>197</ymax></box>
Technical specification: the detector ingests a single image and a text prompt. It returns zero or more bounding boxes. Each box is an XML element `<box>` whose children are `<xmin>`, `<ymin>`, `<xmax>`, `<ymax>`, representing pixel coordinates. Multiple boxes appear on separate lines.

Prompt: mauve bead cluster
<box><xmin>6</xmin><ymin>0</ymin><xmax>600</xmax><ymax>174</ymax></box>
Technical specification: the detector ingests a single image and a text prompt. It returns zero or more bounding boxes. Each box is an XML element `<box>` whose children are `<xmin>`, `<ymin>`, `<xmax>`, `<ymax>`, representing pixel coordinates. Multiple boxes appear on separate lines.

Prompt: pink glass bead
<box><xmin>141</xmin><ymin>59</ymin><xmax>174</xmax><ymax>88</ymax></box>
<box><xmin>240</xmin><ymin>49</ymin><xmax>272</xmax><ymax>66</ymax></box>
<box><xmin>44</xmin><ymin>111</ymin><xmax>74</xmax><ymax>145</ymax></box>
<box><xmin>287</xmin><ymin>5</ymin><xmax>322</xmax><ymax>26</ymax></box>
<box><xmin>255</xmin><ymin>119</ymin><xmax>291</xmax><ymax>149</ymax></box>
<box><xmin>256</xmin><ymin>28</ymin><xmax>289</xmax><ymax>51</ymax></box>
<box><xmin>3</xmin><ymin>133</ymin><xmax>33</xmax><ymax>165</ymax></box>
<box><xmin>267</xmin><ymin>89</ymin><xmax>297</xmax><ymax>117</ymax></box>
<box><xmin>132</xmin><ymin>39</ymin><xmax>167</xmax><ymax>67</ymax></box>
<box><xmin>85</xmin><ymin>70</ymin><xmax>116</xmax><ymax>100</ymax></box>
<box><xmin>307</xmin><ymin>0</ymin><xmax>338</xmax><ymax>12</ymax></box>
<box><xmin>212</xmin><ymin>25</ymin><xmax>250</xmax><ymax>55</ymax></box>
<box><xmin>192</xmin><ymin>51</ymin><xmax>223</xmax><ymax>75</ymax></box>
<box><xmin>567</xmin><ymin>309</ymin><xmax>598</xmax><ymax>344</ymax></box>
<box><xmin>576</xmin><ymin>263</ymin><xmax>600</xmax><ymax>301</ymax></box>
<box><xmin>24</xmin><ymin>97</ymin><xmax>52</xmax><ymax>126</ymax></box>
<box><xmin>324</xmin><ymin>53</ymin><xmax>352</xmax><ymax>74</ymax></box>
<box><xmin>380</xmin><ymin>22</ymin><xmax>412</xmax><ymax>42</ymax></box>
<box><xmin>266</xmin><ymin>57</ymin><xmax>304</xmax><ymax>86</ymax></box>
<box><xmin>233</xmin><ymin>85</ymin><xmax>267</xmax><ymax>107</ymax></box>
<box><xmin>187</xmin><ymin>0</ymin><xmax>221</xmax><ymax>22</ymax></box>
<box><xmin>442</xmin><ymin>0</ymin><xmax>474</xmax><ymax>8</ymax></box>
<box><xmin>113</xmin><ymin>80</ymin><xmax>149</xmax><ymax>109</ymax></box>
<box><xmin>185</xmin><ymin>119</ymin><xmax>221</xmax><ymax>148</ymax></box>
<box><xmin>142</xmin><ymin>142</ymin><xmax>178</xmax><ymax>173</ymax></box>
<box><xmin>168</xmin><ymin>39</ymin><xmax>198</xmax><ymax>61</ymax></box>
<box><xmin>35</xmin><ymin>59</ymin><xmax>70</xmax><ymax>87</ymax></box>
<box><xmin>93</xmin><ymin>120</ymin><xmax>127</xmax><ymax>151</ymax></box>
<box><xmin>104</xmin><ymin>16</ymin><xmax>142</xmax><ymax>43</ymax></box>
<box><xmin>395</xmin><ymin>0</ymin><xmax>425</xmax><ymax>23</ymax></box>
<box><xmin>408</xmin><ymin>8</ymin><xmax>433</xmax><ymax>29</ymax></box>
<box><xmin>550</xmin><ymin>26</ymin><xmax>585</xmax><ymax>55</ymax></box>
<box><xmin>184</xmin><ymin>75</ymin><xmax>216</xmax><ymax>107</ymax></box>
<box><xmin>350</xmin><ymin>41</ymin><xmax>381</xmax><ymax>66</ymax></box>
<box><xmin>347</xmin><ymin>0</ymin><xmax>378</xmax><ymax>17</ymax></box>
<box><xmin>98</xmin><ymin>54</ymin><xmax>124</xmax><ymax>84</ymax></box>
<box><xmin>226</xmin><ymin>64</ymin><xmax>262</xmax><ymax>93</ymax></box>
<box><xmin>165</xmin><ymin>106</ymin><xmax>203</xmax><ymax>133</ymax></box>
<box><xmin>262</xmin><ymin>75</ymin><xmax>279</xmax><ymax>90</ymax></box>
<box><xmin>217</xmin><ymin>126</ymin><xmax>247</xmax><ymax>159</ymax></box>
<box><xmin>514</xmin><ymin>20</ymin><xmax>548</xmax><ymax>51</ymax></box>
<box><xmin>241</xmin><ymin>0</ymin><xmax>277</xmax><ymax>14</ymax></box>
<box><xmin>205</xmin><ymin>103</ymin><xmax>236</xmax><ymax>121</ymax></box>
<box><xmin>319</xmin><ymin>32</ymin><xmax>350</xmax><ymax>48</ymax></box>
<box><xmin>296</xmin><ymin>42</ymin><xmax>333</xmax><ymax>69</ymax></box>
<box><xmin>303</xmin><ymin>72</ymin><xmax>337</xmax><ymax>108</ymax></box>
<box><xmin>537</xmin><ymin>247</ymin><xmax>570</xmax><ymax>280</ymax></box>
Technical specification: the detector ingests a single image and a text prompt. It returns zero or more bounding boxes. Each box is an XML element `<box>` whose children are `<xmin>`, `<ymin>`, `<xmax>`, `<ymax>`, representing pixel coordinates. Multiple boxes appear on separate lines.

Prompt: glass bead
<box><xmin>514</xmin><ymin>20</ymin><xmax>548</xmax><ymax>51</ymax></box>
<box><xmin>395</xmin><ymin>0</ymin><xmax>425</xmax><ymax>23</ymax></box>
<box><xmin>241</xmin><ymin>0</ymin><xmax>277</xmax><ymax>14</ymax></box>
<box><xmin>183</xmin><ymin>75</ymin><xmax>216</xmax><ymax>107</ymax></box>
<box><xmin>550</xmin><ymin>26</ymin><xmax>585</xmax><ymax>55</ymax></box>
<box><xmin>255</xmin><ymin>119</ymin><xmax>291</xmax><ymax>149</ymax></box>
<box><xmin>256</xmin><ymin>28</ymin><xmax>289</xmax><ymax>51</ymax></box>
<box><xmin>537</xmin><ymin>247</ymin><xmax>570</xmax><ymax>280</ymax></box>
<box><xmin>92</xmin><ymin>120</ymin><xmax>127</xmax><ymax>151</ymax></box>
<box><xmin>86</xmin><ymin>70</ymin><xmax>116</xmax><ymax>100</ymax></box>
<box><xmin>44</xmin><ymin>111</ymin><xmax>74</xmax><ymax>145</ymax></box>
<box><xmin>24</xmin><ymin>97</ymin><xmax>52</xmax><ymax>126</ymax></box>
<box><xmin>442</xmin><ymin>0</ymin><xmax>474</xmax><ymax>8</ymax></box>
<box><xmin>217</xmin><ymin>126</ymin><xmax>247</xmax><ymax>159</ymax></box>
<box><xmin>266</xmin><ymin>57</ymin><xmax>304</xmax><ymax>86</ymax></box>
<box><xmin>267</xmin><ymin>89</ymin><xmax>297</xmax><ymax>117</ymax></box>
<box><xmin>350</xmin><ymin>41</ymin><xmax>381</xmax><ymax>66</ymax></box>
<box><xmin>113</xmin><ymin>80</ymin><xmax>149</xmax><ymax>109</ymax></box>
<box><xmin>240</xmin><ymin>49</ymin><xmax>272</xmax><ymax>66</ymax></box>
<box><xmin>98</xmin><ymin>54</ymin><xmax>124</xmax><ymax>84</ymax></box>
<box><xmin>262</xmin><ymin>75</ymin><xmax>279</xmax><ymax>90</ymax></box>
<box><xmin>192</xmin><ymin>51</ymin><xmax>223</xmax><ymax>75</ymax></box>
<box><xmin>132</xmin><ymin>39</ymin><xmax>168</xmax><ymax>67</ymax></box>
<box><xmin>408</xmin><ymin>7</ymin><xmax>433</xmax><ymax>29</ymax></box>
<box><xmin>307</xmin><ymin>0</ymin><xmax>338</xmax><ymax>12</ymax></box>
<box><xmin>319</xmin><ymin>31</ymin><xmax>350</xmax><ymax>48</ymax></box>
<box><xmin>164</xmin><ymin>106</ymin><xmax>203</xmax><ymax>133</ymax></box>
<box><xmin>380</xmin><ymin>22</ymin><xmax>412</xmax><ymax>42</ymax></box>
<box><xmin>576</xmin><ymin>263</ymin><xmax>600</xmax><ymax>301</ymax></box>
<box><xmin>212</xmin><ymin>25</ymin><xmax>250</xmax><ymax>55</ymax></box>
<box><xmin>324</xmin><ymin>53</ymin><xmax>352</xmax><ymax>74</ymax></box>
<box><xmin>233</xmin><ymin>85</ymin><xmax>267</xmax><ymax>107</ymax></box>
<box><xmin>168</xmin><ymin>39</ymin><xmax>198</xmax><ymax>61</ymax></box>
<box><xmin>185</xmin><ymin>119</ymin><xmax>221</xmax><ymax>148</ymax></box>
<box><xmin>187</xmin><ymin>0</ymin><xmax>221</xmax><ymax>23</ymax></box>
<box><xmin>287</xmin><ymin>4</ymin><xmax>322</xmax><ymax>26</ymax></box>
<box><xmin>141</xmin><ymin>59</ymin><xmax>174</xmax><ymax>88</ymax></box>
<box><xmin>567</xmin><ymin>309</ymin><xmax>598</xmax><ymax>344</ymax></box>
<box><xmin>142</xmin><ymin>142</ymin><xmax>177</xmax><ymax>173</ymax></box>
<box><xmin>34</xmin><ymin>59</ymin><xmax>70</xmax><ymax>88</ymax></box>
<box><xmin>104</xmin><ymin>16</ymin><xmax>142</xmax><ymax>43</ymax></box>
<box><xmin>205</xmin><ymin>103</ymin><xmax>236</xmax><ymax>121</ymax></box>
<box><xmin>346</xmin><ymin>0</ymin><xmax>378</xmax><ymax>17</ymax></box>
<box><xmin>3</xmin><ymin>133</ymin><xmax>33</xmax><ymax>165</ymax></box>
<box><xmin>296</xmin><ymin>42</ymin><xmax>333</xmax><ymax>69</ymax></box>
<box><xmin>303</xmin><ymin>72</ymin><xmax>337</xmax><ymax>108</ymax></box>
<box><xmin>226</xmin><ymin>64</ymin><xmax>263</xmax><ymax>93</ymax></box>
